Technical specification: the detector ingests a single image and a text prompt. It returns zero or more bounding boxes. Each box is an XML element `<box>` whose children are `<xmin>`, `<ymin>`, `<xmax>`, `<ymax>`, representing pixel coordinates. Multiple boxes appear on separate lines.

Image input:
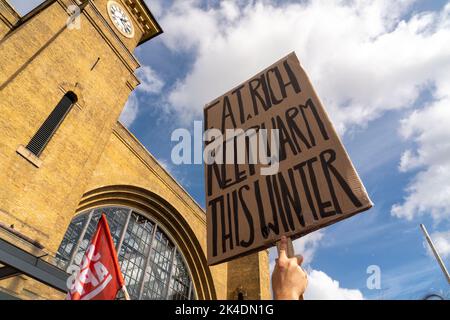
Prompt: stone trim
<box><xmin>58</xmin><ymin>82</ymin><xmax>85</xmax><ymax>110</ymax></box>
<box><xmin>76</xmin><ymin>186</ymin><xmax>217</xmax><ymax>299</ymax></box>
<box><xmin>16</xmin><ymin>145</ymin><xmax>42</xmax><ymax>168</ymax></box>
<box><xmin>112</xmin><ymin>122</ymin><xmax>207</xmax><ymax>224</ymax></box>
<box><xmin>0</xmin><ymin>0</ymin><xmax>20</xmax><ymax>28</ymax></box>
<box><xmin>82</xmin><ymin>1</ymin><xmax>141</xmax><ymax>72</ymax></box>
<box><xmin>123</xmin><ymin>0</ymin><xmax>163</xmax><ymax>44</ymax></box>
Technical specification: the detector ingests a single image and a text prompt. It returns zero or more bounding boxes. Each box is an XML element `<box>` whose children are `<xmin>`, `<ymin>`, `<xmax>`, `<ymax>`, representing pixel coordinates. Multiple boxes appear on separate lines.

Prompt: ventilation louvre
<box><xmin>26</xmin><ymin>92</ymin><xmax>77</xmax><ymax>157</ymax></box>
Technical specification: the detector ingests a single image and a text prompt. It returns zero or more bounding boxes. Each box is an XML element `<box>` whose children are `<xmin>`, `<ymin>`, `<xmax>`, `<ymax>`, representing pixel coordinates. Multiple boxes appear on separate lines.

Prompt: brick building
<box><xmin>0</xmin><ymin>0</ymin><xmax>269</xmax><ymax>300</ymax></box>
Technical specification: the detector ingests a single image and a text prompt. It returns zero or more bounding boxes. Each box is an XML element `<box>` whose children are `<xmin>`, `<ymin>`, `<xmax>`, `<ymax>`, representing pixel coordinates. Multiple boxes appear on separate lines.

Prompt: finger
<box><xmin>295</xmin><ymin>255</ymin><xmax>304</xmax><ymax>266</ymax></box>
<box><xmin>278</xmin><ymin>236</ymin><xmax>288</xmax><ymax>260</ymax></box>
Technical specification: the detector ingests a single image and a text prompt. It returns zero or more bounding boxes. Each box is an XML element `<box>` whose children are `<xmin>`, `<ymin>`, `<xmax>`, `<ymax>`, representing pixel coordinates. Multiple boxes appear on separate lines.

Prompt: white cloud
<box><xmin>391</xmin><ymin>96</ymin><xmax>450</xmax><ymax>222</ymax></box>
<box><xmin>304</xmin><ymin>270</ymin><xmax>364</xmax><ymax>300</ymax></box>
<box><xmin>269</xmin><ymin>263</ymin><xmax>364</xmax><ymax>300</ymax></box>
<box><xmin>384</xmin><ymin>4</ymin><xmax>450</xmax><ymax>223</ymax></box>
<box><xmin>136</xmin><ymin>65</ymin><xmax>164</xmax><ymax>94</ymax></box>
<box><xmin>269</xmin><ymin>230</ymin><xmax>322</xmax><ymax>283</ymax></box>
<box><xmin>268</xmin><ymin>230</ymin><xmax>324</xmax><ymax>266</ymax></box>
<box><xmin>157</xmin><ymin>0</ymin><xmax>450</xmax><ymax>133</ymax></box>
<box><xmin>425</xmin><ymin>230</ymin><xmax>450</xmax><ymax>259</ymax></box>
<box><xmin>292</xmin><ymin>231</ymin><xmax>324</xmax><ymax>265</ymax></box>
<box><xmin>119</xmin><ymin>93</ymin><xmax>139</xmax><ymax>127</ymax></box>
<box><xmin>267</xmin><ymin>230</ymin><xmax>363</xmax><ymax>300</ymax></box>
<box><xmin>144</xmin><ymin>0</ymin><xmax>164</xmax><ymax>19</ymax></box>
<box><xmin>157</xmin><ymin>0</ymin><xmax>450</xmax><ymax>224</ymax></box>
<box><xmin>119</xmin><ymin>65</ymin><xmax>164</xmax><ymax>127</ymax></box>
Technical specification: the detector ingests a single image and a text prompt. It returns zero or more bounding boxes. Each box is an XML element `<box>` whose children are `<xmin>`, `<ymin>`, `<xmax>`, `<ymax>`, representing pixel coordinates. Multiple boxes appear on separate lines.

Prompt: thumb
<box><xmin>278</xmin><ymin>236</ymin><xmax>288</xmax><ymax>261</ymax></box>
<box><xmin>295</xmin><ymin>255</ymin><xmax>304</xmax><ymax>266</ymax></box>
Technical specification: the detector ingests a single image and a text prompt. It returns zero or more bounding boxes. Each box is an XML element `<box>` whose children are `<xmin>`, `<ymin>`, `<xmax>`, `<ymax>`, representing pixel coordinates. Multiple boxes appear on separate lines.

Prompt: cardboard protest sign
<box><xmin>204</xmin><ymin>52</ymin><xmax>373</xmax><ymax>266</ymax></box>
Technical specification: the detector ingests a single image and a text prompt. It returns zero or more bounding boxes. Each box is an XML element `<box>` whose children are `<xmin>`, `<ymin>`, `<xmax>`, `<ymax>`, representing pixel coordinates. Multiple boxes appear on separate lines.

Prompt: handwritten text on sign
<box><xmin>204</xmin><ymin>52</ymin><xmax>372</xmax><ymax>266</ymax></box>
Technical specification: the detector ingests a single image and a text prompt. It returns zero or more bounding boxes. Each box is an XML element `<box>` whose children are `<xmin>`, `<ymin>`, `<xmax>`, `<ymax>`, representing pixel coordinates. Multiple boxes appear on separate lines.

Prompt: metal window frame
<box><xmin>66</xmin><ymin>209</ymin><xmax>94</xmax><ymax>270</ymax></box>
<box><xmin>188</xmin><ymin>281</ymin><xmax>193</xmax><ymax>300</ymax></box>
<box><xmin>58</xmin><ymin>205</ymin><xmax>196</xmax><ymax>300</ymax></box>
<box><xmin>137</xmin><ymin>221</ymin><xmax>158</xmax><ymax>300</ymax></box>
<box><xmin>164</xmin><ymin>246</ymin><xmax>177</xmax><ymax>299</ymax></box>
<box><xmin>116</xmin><ymin>209</ymin><xmax>133</xmax><ymax>253</ymax></box>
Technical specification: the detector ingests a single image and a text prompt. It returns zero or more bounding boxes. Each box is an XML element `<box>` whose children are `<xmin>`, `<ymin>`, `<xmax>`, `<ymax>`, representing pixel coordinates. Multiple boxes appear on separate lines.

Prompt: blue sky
<box><xmin>10</xmin><ymin>0</ymin><xmax>450</xmax><ymax>299</ymax></box>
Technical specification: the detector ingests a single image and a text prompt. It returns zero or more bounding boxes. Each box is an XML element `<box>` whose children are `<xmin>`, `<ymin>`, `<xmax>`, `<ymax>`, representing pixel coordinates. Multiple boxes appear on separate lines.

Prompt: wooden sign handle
<box><xmin>276</xmin><ymin>237</ymin><xmax>305</xmax><ymax>300</ymax></box>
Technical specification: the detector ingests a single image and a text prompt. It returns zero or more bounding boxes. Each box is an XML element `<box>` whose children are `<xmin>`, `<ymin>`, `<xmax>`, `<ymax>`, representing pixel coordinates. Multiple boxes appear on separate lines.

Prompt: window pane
<box><xmin>56</xmin><ymin>207</ymin><xmax>195</xmax><ymax>300</ymax></box>
<box><xmin>168</xmin><ymin>251</ymin><xmax>191</xmax><ymax>300</ymax></box>
<box><xmin>141</xmin><ymin>227</ymin><xmax>174</xmax><ymax>300</ymax></box>
<box><xmin>72</xmin><ymin>207</ymin><xmax>128</xmax><ymax>266</ymax></box>
<box><xmin>55</xmin><ymin>214</ymin><xmax>87</xmax><ymax>269</ymax></box>
<box><xmin>118</xmin><ymin>212</ymin><xmax>154</xmax><ymax>299</ymax></box>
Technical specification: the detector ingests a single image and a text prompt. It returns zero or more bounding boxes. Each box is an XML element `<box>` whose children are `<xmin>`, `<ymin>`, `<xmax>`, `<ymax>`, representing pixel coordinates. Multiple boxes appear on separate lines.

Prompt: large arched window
<box><xmin>56</xmin><ymin>206</ymin><xmax>196</xmax><ymax>300</ymax></box>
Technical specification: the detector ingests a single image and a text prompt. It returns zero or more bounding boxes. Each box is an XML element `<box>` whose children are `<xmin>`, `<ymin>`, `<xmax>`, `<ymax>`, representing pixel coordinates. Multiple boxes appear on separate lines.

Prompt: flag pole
<box><xmin>420</xmin><ymin>224</ymin><xmax>450</xmax><ymax>284</ymax></box>
<box><xmin>121</xmin><ymin>285</ymin><xmax>131</xmax><ymax>300</ymax></box>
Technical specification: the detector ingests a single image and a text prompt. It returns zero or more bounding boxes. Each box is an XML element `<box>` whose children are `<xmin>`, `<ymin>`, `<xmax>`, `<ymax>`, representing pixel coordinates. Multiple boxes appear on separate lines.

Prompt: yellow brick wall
<box><xmin>81</xmin><ymin>123</ymin><xmax>229</xmax><ymax>299</ymax></box>
<box><xmin>94</xmin><ymin>0</ymin><xmax>145</xmax><ymax>50</ymax></box>
<box><xmin>0</xmin><ymin>0</ymin><xmax>144</xmax><ymax>299</ymax></box>
<box><xmin>226</xmin><ymin>251</ymin><xmax>271</xmax><ymax>300</ymax></box>
<box><xmin>0</xmin><ymin>0</ymin><xmax>270</xmax><ymax>300</ymax></box>
<box><xmin>0</xmin><ymin>0</ymin><xmax>138</xmax><ymax>255</ymax></box>
<box><xmin>0</xmin><ymin>0</ymin><xmax>20</xmax><ymax>39</ymax></box>
<box><xmin>78</xmin><ymin>123</ymin><xmax>272</xmax><ymax>300</ymax></box>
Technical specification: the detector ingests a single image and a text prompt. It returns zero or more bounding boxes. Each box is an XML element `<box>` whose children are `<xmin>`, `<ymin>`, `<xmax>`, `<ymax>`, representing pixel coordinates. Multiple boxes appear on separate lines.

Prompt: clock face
<box><xmin>107</xmin><ymin>1</ymin><xmax>135</xmax><ymax>38</ymax></box>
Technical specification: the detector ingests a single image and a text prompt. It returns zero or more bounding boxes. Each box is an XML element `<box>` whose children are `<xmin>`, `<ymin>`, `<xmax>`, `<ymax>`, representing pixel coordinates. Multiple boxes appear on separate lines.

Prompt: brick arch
<box><xmin>76</xmin><ymin>184</ymin><xmax>216</xmax><ymax>300</ymax></box>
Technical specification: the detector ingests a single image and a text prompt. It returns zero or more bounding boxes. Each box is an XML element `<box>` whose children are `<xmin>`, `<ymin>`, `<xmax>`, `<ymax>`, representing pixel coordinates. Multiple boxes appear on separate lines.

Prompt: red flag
<box><xmin>66</xmin><ymin>214</ymin><xmax>126</xmax><ymax>300</ymax></box>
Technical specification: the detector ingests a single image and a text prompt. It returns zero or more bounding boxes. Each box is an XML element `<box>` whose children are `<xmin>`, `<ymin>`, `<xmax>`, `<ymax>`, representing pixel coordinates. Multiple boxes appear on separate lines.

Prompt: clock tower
<box><xmin>0</xmin><ymin>0</ymin><xmax>272</xmax><ymax>301</ymax></box>
<box><xmin>107</xmin><ymin>0</ymin><xmax>136</xmax><ymax>39</ymax></box>
<box><xmin>0</xmin><ymin>0</ymin><xmax>161</xmax><ymax>263</ymax></box>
